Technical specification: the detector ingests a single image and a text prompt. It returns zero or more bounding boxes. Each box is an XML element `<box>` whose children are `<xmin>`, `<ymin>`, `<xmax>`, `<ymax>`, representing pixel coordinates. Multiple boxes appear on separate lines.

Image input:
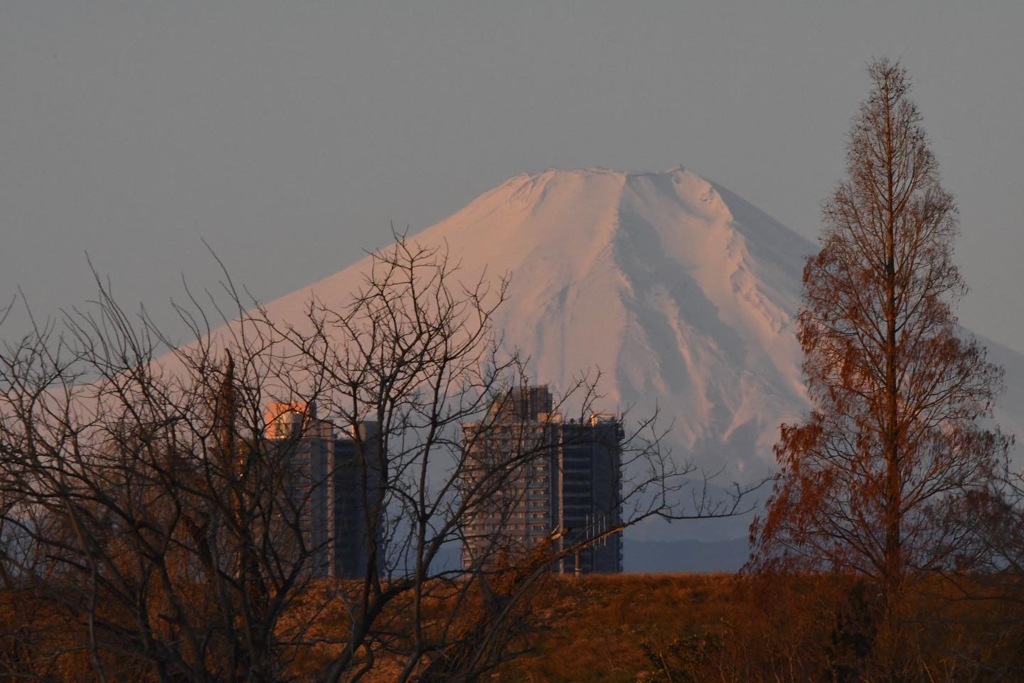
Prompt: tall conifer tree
<box><xmin>750</xmin><ymin>60</ymin><xmax>1010</xmax><ymax>614</ymax></box>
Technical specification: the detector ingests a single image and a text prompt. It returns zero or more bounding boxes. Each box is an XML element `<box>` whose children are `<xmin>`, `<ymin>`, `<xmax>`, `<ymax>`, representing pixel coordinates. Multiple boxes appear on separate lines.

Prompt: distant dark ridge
<box><xmin>624</xmin><ymin>537</ymin><xmax>749</xmax><ymax>573</ymax></box>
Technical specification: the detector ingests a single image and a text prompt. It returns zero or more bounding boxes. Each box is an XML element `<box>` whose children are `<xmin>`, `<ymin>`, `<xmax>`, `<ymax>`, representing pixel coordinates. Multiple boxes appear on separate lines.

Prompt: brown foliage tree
<box><xmin>749</xmin><ymin>61</ymin><xmax>1010</xmax><ymax>623</ymax></box>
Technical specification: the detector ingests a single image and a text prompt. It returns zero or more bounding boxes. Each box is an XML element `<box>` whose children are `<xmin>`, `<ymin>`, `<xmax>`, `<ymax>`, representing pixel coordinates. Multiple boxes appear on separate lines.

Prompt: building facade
<box><xmin>461</xmin><ymin>386</ymin><xmax>623</xmax><ymax>574</ymax></box>
<box><xmin>264</xmin><ymin>402</ymin><xmax>383</xmax><ymax>579</ymax></box>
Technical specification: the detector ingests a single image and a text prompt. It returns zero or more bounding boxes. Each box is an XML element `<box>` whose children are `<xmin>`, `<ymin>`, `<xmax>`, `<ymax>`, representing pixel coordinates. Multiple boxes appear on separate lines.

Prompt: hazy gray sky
<box><xmin>2</xmin><ymin>1</ymin><xmax>1022</xmax><ymax>353</ymax></box>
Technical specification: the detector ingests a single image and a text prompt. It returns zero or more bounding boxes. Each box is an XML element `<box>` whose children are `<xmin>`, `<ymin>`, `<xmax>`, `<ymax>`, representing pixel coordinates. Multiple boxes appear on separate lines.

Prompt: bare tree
<box><xmin>264</xmin><ymin>236</ymin><xmax>733</xmax><ymax>681</ymax></box>
<box><xmin>0</xmin><ymin>233</ymin><xmax>744</xmax><ymax>681</ymax></box>
<box><xmin>749</xmin><ymin>60</ymin><xmax>1010</xmax><ymax>632</ymax></box>
<box><xmin>941</xmin><ymin>472</ymin><xmax>1024</xmax><ymax>600</ymax></box>
<box><xmin>0</xmin><ymin>275</ymin><xmax>337</xmax><ymax>681</ymax></box>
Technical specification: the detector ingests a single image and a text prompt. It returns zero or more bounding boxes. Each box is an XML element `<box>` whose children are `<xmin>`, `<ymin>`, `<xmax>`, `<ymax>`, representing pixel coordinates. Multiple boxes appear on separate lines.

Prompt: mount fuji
<box><xmin>268</xmin><ymin>168</ymin><xmax>813</xmax><ymax>477</ymax></box>
<box><xmin>256</xmin><ymin>167</ymin><xmax>1024</xmax><ymax>568</ymax></box>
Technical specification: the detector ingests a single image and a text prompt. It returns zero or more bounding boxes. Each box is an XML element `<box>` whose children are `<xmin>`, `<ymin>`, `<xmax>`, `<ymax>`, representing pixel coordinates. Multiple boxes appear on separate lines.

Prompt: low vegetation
<box><xmin>5</xmin><ymin>572</ymin><xmax>1024</xmax><ymax>681</ymax></box>
<box><xmin>490</xmin><ymin>573</ymin><xmax>1024</xmax><ymax>683</ymax></box>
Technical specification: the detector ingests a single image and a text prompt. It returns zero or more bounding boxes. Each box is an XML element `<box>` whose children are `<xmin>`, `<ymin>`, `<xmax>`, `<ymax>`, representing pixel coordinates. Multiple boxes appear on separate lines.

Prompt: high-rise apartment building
<box><xmin>461</xmin><ymin>386</ymin><xmax>623</xmax><ymax>574</ymax></box>
<box><xmin>264</xmin><ymin>402</ymin><xmax>383</xmax><ymax>579</ymax></box>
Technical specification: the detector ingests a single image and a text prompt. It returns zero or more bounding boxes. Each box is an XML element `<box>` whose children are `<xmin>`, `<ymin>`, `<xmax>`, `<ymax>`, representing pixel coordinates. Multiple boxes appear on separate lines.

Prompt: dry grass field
<box><xmin>4</xmin><ymin>571</ymin><xmax>1024</xmax><ymax>681</ymax></box>
<box><xmin>487</xmin><ymin>573</ymin><xmax>1024</xmax><ymax>683</ymax></box>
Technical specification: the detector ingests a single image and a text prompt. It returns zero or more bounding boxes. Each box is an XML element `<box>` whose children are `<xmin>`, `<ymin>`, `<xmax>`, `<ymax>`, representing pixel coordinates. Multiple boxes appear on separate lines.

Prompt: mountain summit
<box><xmin>265</xmin><ymin>167</ymin><xmax>817</xmax><ymax>482</ymax></box>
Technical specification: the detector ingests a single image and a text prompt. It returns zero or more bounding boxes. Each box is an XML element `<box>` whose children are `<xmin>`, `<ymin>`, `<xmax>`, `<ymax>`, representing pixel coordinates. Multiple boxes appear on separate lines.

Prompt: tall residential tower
<box><xmin>264</xmin><ymin>402</ymin><xmax>383</xmax><ymax>579</ymax></box>
<box><xmin>461</xmin><ymin>386</ymin><xmax>623</xmax><ymax>574</ymax></box>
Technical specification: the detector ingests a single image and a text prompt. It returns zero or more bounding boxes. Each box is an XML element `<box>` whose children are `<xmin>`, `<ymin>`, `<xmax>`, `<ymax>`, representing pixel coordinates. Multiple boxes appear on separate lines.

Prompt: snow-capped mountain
<box><xmin>242</xmin><ymin>165</ymin><xmax>1024</xmax><ymax>558</ymax></box>
<box><xmin>262</xmin><ymin>166</ymin><xmax>1024</xmax><ymax>491</ymax></box>
<box><xmin>263</xmin><ymin>167</ymin><xmax>816</xmax><ymax>483</ymax></box>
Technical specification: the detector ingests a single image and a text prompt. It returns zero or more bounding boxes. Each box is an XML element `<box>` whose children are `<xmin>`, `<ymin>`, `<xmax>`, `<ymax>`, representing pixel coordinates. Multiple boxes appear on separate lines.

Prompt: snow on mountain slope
<box><xmin>263</xmin><ymin>167</ymin><xmax>817</xmax><ymax>482</ymax></box>
<box><xmin>979</xmin><ymin>337</ymin><xmax>1024</xmax><ymax>460</ymax></box>
<box><xmin>236</xmin><ymin>165</ymin><xmax>1024</xmax><ymax>549</ymax></box>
